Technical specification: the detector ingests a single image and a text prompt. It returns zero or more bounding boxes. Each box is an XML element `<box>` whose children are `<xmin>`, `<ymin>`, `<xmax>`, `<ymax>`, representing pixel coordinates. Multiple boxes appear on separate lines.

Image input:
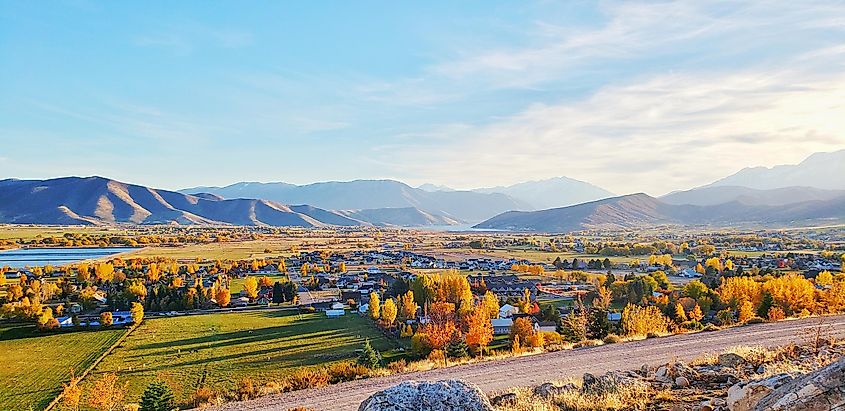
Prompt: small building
<box><xmin>492</xmin><ymin>318</ymin><xmax>514</xmax><ymax>335</ymax></box>
<box><xmin>537</xmin><ymin>321</ymin><xmax>557</xmax><ymax>333</ymax></box>
<box><xmin>498</xmin><ymin>304</ymin><xmax>518</xmax><ymax>318</ymax></box>
<box><xmin>326</xmin><ymin>309</ymin><xmax>345</xmax><ymax>318</ymax></box>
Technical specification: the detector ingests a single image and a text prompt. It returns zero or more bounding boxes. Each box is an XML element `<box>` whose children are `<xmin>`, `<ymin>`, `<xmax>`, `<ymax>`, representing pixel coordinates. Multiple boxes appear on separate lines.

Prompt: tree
<box><xmin>517</xmin><ymin>288</ymin><xmax>532</xmax><ymax>313</ymax></box>
<box><xmin>400</xmin><ymin>291</ymin><xmax>418</xmax><ymax>321</ymax></box>
<box><xmin>689</xmin><ymin>304</ymin><xmax>704</xmax><ymax>322</ymax></box>
<box><xmin>216</xmin><ymin>288</ymin><xmax>231</xmax><ymax>307</ymax></box>
<box><xmin>139</xmin><ymin>380</ymin><xmax>175</xmax><ymax>411</ymax></box>
<box><xmin>464</xmin><ymin>307</ymin><xmax>493</xmax><ymax>357</ymax></box>
<box><xmin>357</xmin><ymin>339</ymin><xmax>380</xmax><ymax>368</ymax></box>
<box><xmin>88</xmin><ymin>373</ymin><xmax>126</xmax><ymax>411</ymax></box>
<box><xmin>480</xmin><ymin>291</ymin><xmax>499</xmax><ymax>319</ymax></box>
<box><xmin>673</xmin><ymin>303</ymin><xmax>687</xmax><ymax>323</ymax></box>
<box><xmin>61</xmin><ymin>372</ymin><xmax>82</xmax><ymax>411</ymax></box>
<box><xmin>738</xmin><ymin>300</ymin><xmax>754</xmax><ymax>322</ymax></box>
<box><xmin>37</xmin><ymin>307</ymin><xmax>59</xmax><ymax>331</ymax></box>
<box><xmin>243</xmin><ymin>276</ymin><xmax>259</xmax><ymax>300</ymax></box>
<box><xmin>620</xmin><ymin>304</ymin><xmax>669</xmax><ymax>336</ymax></box>
<box><xmin>421</xmin><ymin>302</ymin><xmax>457</xmax><ymax>367</ymax></box>
<box><xmin>99</xmin><ymin>312</ymin><xmax>113</xmax><ymax>327</ymax></box>
<box><xmin>816</xmin><ymin>270</ymin><xmax>834</xmax><ymax>287</ymax></box>
<box><xmin>757</xmin><ymin>291</ymin><xmax>774</xmax><ymax>318</ymax></box>
<box><xmin>368</xmin><ymin>292</ymin><xmax>381</xmax><ymax>320</ymax></box>
<box><xmin>130</xmin><ymin>302</ymin><xmax>144</xmax><ymax>325</ymax></box>
<box><xmin>446</xmin><ymin>339</ymin><xmax>469</xmax><ymax>359</ymax></box>
<box><xmin>381</xmin><ymin>298</ymin><xmax>397</xmax><ymax>326</ymax></box>
<box><xmin>510</xmin><ymin>317</ymin><xmax>535</xmax><ymax>343</ymax></box>
<box><xmin>560</xmin><ymin>310</ymin><xmax>587</xmax><ymax>342</ymax></box>
<box><xmin>95</xmin><ymin>263</ymin><xmax>115</xmax><ymax>282</ymax></box>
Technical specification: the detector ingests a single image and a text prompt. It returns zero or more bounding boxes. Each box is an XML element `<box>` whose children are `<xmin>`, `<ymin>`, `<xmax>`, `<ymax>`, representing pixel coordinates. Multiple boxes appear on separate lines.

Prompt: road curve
<box><xmin>207</xmin><ymin>315</ymin><xmax>845</xmax><ymax>411</ymax></box>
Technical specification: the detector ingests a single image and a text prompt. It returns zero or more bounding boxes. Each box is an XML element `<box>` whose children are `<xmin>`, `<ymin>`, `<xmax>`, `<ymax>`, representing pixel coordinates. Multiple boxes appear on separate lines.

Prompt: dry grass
<box><xmin>494</xmin><ymin>378</ymin><xmax>672</xmax><ymax>411</ymax></box>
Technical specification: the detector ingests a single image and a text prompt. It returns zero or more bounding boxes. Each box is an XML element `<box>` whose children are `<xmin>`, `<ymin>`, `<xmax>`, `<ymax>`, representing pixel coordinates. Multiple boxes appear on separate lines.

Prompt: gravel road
<box><xmin>207</xmin><ymin>315</ymin><xmax>845</xmax><ymax>411</ymax></box>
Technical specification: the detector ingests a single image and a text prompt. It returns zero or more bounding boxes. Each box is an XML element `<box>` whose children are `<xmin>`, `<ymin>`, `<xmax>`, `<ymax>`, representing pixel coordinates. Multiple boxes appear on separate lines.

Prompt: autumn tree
<box><xmin>381</xmin><ymin>298</ymin><xmax>397</xmax><ymax>326</ymax></box>
<box><xmin>243</xmin><ymin>276</ymin><xmax>259</xmax><ymax>300</ymax></box>
<box><xmin>88</xmin><ymin>373</ymin><xmax>126</xmax><ymax>411</ymax></box>
<box><xmin>815</xmin><ymin>270</ymin><xmax>833</xmax><ymax>287</ymax></box>
<box><xmin>480</xmin><ymin>291</ymin><xmax>499</xmax><ymax>319</ymax></box>
<box><xmin>510</xmin><ymin>317</ymin><xmax>535</xmax><ymax>343</ymax></box>
<box><xmin>420</xmin><ymin>302</ymin><xmax>457</xmax><ymax>367</ymax></box>
<box><xmin>400</xmin><ymin>291</ymin><xmax>418</xmax><ymax>321</ymax></box>
<box><xmin>95</xmin><ymin>263</ymin><xmax>115</xmax><ymax>282</ymax></box>
<box><xmin>216</xmin><ymin>288</ymin><xmax>231</xmax><ymax>307</ymax></box>
<box><xmin>368</xmin><ymin>292</ymin><xmax>381</xmax><ymax>320</ymax></box>
<box><xmin>738</xmin><ymin>300</ymin><xmax>754</xmax><ymax>322</ymax></box>
<box><xmin>61</xmin><ymin>372</ymin><xmax>82</xmax><ymax>411</ymax></box>
<box><xmin>464</xmin><ymin>306</ymin><xmax>493</xmax><ymax>357</ymax></box>
<box><xmin>99</xmin><ymin>312</ymin><xmax>113</xmax><ymax>327</ymax></box>
<box><xmin>689</xmin><ymin>304</ymin><xmax>704</xmax><ymax>322</ymax></box>
<box><xmin>36</xmin><ymin>307</ymin><xmax>59</xmax><ymax>331</ymax></box>
<box><xmin>673</xmin><ymin>303</ymin><xmax>687</xmax><ymax>323</ymax></box>
<box><xmin>620</xmin><ymin>304</ymin><xmax>669</xmax><ymax>336</ymax></box>
<box><xmin>517</xmin><ymin>288</ymin><xmax>532</xmax><ymax>313</ymax></box>
<box><xmin>130</xmin><ymin>302</ymin><xmax>144</xmax><ymax>325</ymax></box>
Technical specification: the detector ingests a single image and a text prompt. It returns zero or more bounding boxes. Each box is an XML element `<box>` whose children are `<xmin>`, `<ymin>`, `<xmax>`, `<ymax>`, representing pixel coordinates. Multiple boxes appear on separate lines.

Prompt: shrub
<box><xmin>326</xmin><ymin>361</ymin><xmax>369</xmax><ymax>383</ymax></box>
<box><xmin>620</xmin><ymin>304</ymin><xmax>669</xmax><ymax>337</ymax></box>
<box><xmin>285</xmin><ymin>368</ymin><xmax>330</xmax><ymax>391</ymax></box>
<box><xmin>702</xmin><ymin>323</ymin><xmax>721</xmax><ymax>332</ymax></box>
<box><xmin>681</xmin><ymin>320</ymin><xmax>703</xmax><ymax>331</ymax></box>
<box><xmin>745</xmin><ymin>316</ymin><xmax>765</xmax><ymax>324</ymax></box>
<box><xmin>387</xmin><ymin>359</ymin><xmax>407</xmax><ymax>374</ymax></box>
<box><xmin>767</xmin><ymin>307</ymin><xmax>786</xmax><ymax>321</ymax></box>
<box><xmin>236</xmin><ymin>378</ymin><xmax>258</xmax><ymax>401</ymax></box>
<box><xmin>646</xmin><ymin>332</ymin><xmax>660</xmax><ymax>339</ymax></box>
<box><xmin>411</xmin><ymin>332</ymin><xmax>432</xmax><ymax>358</ymax></box>
<box><xmin>357</xmin><ymin>339</ymin><xmax>381</xmax><ymax>368</ymax></box>
<box><xmin>427</xmin><ymin>349</ymin><xmax>445</xmax><ymax>364</ymax></box>
<box><xmin>191</xmin><ymin>387</ymin><xmax>217</xmax><ymax>408</ymax></box>
<box><xmin>541</xmin><ymin>331</ymin><xmax>563</xmax><ymax>346</ymax></box>
<box><xmin>603</xmin><ymin>334</ymin><xmax>622</xmax><ymax>344</ymax></box>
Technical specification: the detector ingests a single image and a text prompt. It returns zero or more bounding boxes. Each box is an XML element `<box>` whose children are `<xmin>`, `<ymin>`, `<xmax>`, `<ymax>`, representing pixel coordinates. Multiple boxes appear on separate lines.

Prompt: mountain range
<box><xmin>0</xmin><ymin>177</ymin><xmax>457</xmax><ymax>227</ymax></box>
<box><xmin>704</xmin><ymin>149</ymin><xmax>845</xmax><ymax>190</ymax></box>
<box><xmin>474</xmin><ymin>192</ymin><xmax>845</xmax><ymax>232</ymax></box>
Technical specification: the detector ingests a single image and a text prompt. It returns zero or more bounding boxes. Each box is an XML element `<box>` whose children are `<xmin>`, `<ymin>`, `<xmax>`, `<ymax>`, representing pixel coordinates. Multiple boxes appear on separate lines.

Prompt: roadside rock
<box><xmin>533</xmin><ymin>382</ymin><xmax>576</xmax><ymax>399</ymax></box>
<box><xmin>674</xmin><ymin>376</ymin><xmax>690</xmax><ymax>388</ymax></box>
<box><xmin>753</xmin><ymin>357</ymin><xmax>845</xmax><ymax>411</ymax></box>
<box><xmin>358</xmin><ymin>380</ymin><xmax>494</xmax><ymax>411</ymax></box>
<box><xmin>726</xmin><ymin>373</ymin><xmax>793</xmax><ymax>411</ymax></box>
<box><xmin>489</xmin><ymin>393</ymin><xmax>518</xmax><ymax>407</ymax></box>
<box><xmin>719</xmin><ymin>353</ymin><xmax>747</xmax><ymax>368</ymax></box>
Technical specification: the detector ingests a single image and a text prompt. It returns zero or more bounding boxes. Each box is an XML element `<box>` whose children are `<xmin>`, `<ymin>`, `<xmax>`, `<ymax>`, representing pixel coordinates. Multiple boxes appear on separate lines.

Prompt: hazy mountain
<box><xmin>705</xmin><ymin>149</ymin><xmax>845</xmax><ymax>190</ymax></box>
<box><xmin>182</xmin><ymin>179</ymin><xmax>529</xmax><ymax>222</ymax></box>
<box><xmin>660</xmin><ymin>186</ymin><xmax>845</xmax><ymax>207</ymax></box>
<box><xmin>474</xmin><ymin>176</ymin><xmax>614</xmax><ymax>209</ymax></box>
<box><xmin>474</xmin><ymin>193</ymin><xmax>845</xmax><ymax>232</ymax></box>
<box><xmin>0</xmin><ymin>177</ymin><xmax>462</xmax><ymax>227</ymax></box>
<box><xmin>417</xmin><ymin>183</ymin><xmax>454</xmax><ymax>192</ymax></box>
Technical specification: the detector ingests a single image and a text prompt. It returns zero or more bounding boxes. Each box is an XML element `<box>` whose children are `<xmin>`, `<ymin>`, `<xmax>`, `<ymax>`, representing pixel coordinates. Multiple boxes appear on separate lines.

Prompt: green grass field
<box><xmin>0</xmin><ymin>325</ymin><xmax>127</xmax><ymax>411</ymax></box>
<box><xmin>228</xmin><ymin>274</ymin><xmax>289</xmax><ymax>294</ymax></box>
<box><xmin>83</xmin><ymin>310</ymin><xmax>394</xmax><ymax>407</ymax></box>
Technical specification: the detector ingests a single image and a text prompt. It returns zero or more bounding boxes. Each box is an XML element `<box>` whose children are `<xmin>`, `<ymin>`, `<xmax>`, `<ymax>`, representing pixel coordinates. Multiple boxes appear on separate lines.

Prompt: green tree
<box><xmin>757</xmin><ymin>291</ymin><xmax>774</xmax><ymax>318</ymax></box>
<box><xmin>446</xmin><ymin>339</ymin><xmax>469</xmax><ymax>359</ymax></box>
<box><xmin>139</xmin><ymin>380</ymin><xmax>175</xmax><ymax>411</ymax></box>
<box><xmin>357</xmin><ymin>339</ymin><xmax>381</xmax><ymax>368</ymax></box>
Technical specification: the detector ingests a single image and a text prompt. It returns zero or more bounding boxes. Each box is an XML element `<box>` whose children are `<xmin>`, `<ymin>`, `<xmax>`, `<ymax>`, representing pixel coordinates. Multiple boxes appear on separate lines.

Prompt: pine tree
<box><xmin>357</xmin><ymin>339</ymin><xmax>380</xmax><ymax>368</ymax></box>
<box><xmin>139</xmin><ymin>380</ymin><xmax>175</xmax><ymax>411</ymax></box>
<box><xmin>446</xmin><ymin>339</ymin><xmax>469</xmax><ymax>359</ymax></box>
<box><xmin>757</xmin><ymin>291</ymin><xmax>774</xmax><ymax>318</ymax></box>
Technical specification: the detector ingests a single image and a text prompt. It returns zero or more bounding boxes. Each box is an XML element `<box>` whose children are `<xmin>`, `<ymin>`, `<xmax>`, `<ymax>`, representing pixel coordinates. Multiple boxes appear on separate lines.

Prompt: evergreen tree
<box><xmin>446</xmin><ymin>339</ymin><xmax>469</xmax><ymax>359</ymax></box>
<box><xmin>272</xmin><ymin>282</ymin><xmax>284</xmax><ymax>304</ymax></box>
<box><xmin>139</xmin><ymin>380</ymin><xmax>175</xmax><ymax>411</ymax></box>
<box><xmin>757</xmin><ymin>291</ymin><xmax>774</xmax><ymax>318</ymax></box>
<box><xmin>587</xmin><ymin>309</ymin><xmax>611</xmax><ymax>339</ymax></box>
<box><xmin>357</xmin><ymin>339</ymin><xmax>380</xmax><ymax>368</ymax></box>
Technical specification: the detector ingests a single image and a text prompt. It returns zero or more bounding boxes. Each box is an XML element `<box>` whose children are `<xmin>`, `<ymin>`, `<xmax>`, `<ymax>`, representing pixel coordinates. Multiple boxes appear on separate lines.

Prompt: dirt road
<box><xmin>207</xmin><ymin>315</ymin><xmax>845</xmax><ymax>411</ymax></box>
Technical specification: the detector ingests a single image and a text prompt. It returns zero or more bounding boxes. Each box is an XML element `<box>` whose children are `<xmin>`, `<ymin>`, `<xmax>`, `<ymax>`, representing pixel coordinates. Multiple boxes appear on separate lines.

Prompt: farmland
<box><xmin>81</xmin><ymin>310</ymin><xmax>395</xmax><ymax>407</ymax></box>
<box><xmin>0</xmin><ymin>325</ymin><xmax>126</xmax><ymax>411</ymax></box>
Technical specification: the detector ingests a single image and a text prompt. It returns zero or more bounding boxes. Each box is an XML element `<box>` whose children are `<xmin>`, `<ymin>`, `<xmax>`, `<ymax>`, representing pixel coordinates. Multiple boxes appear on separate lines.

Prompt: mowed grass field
<box><xmin>83</xmin><ymin>310</ymin><xmax>393</xmax><ymax>407</ymax></box>
<box><xmin>0</xmin><ymin>325</ymin><xmax>127</xmax><ymax>411</ymax></box>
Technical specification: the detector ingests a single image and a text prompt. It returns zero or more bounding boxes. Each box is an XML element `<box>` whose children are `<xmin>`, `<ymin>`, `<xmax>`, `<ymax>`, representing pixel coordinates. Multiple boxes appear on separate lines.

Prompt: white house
<box><xmin>326</xmin><ymin>309</ymin><xmax>345</xmax><ymax>318</ymax></box>
<box><xmin>331</xmin><ymin>302</ymin><xmax>345</xmax><ymax>310</ymax></box>
<box><xmin>498</xmin><ymin>304</ymin><xmax>518</xmax><ymax>318</ymax></box>
<box><xmin>492</xmin><ymin>318</ymin><xmax>514</xmax><ymax>335</ymax></box>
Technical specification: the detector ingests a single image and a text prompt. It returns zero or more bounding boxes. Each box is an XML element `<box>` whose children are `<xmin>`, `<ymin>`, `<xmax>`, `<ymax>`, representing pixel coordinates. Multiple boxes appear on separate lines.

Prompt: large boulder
<box><xmin>727</xmin><ymin>373</ymin><xmax>794</xmax><ymax>411</ymax></box>
<box><xmin>358</xmin><ymin>380</ymin><xmax>494</xmax><ymax>411</ymax></box>
<box><xmin>753</xmin><ymin>357</ymin><xmax>845</xmax><ymax>411</ymax></box>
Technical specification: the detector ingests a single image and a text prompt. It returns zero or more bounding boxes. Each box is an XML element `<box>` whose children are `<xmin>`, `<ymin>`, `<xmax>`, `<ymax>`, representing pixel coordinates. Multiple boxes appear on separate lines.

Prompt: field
<box><xmin>228</xmin><ymin>273</ymin><xmax>289</xmax><ymax>294</ymax></box>
<box><xmin>0</xmin><ymin>325</ymin><xmax>127</xmax><ymax>411</ymax></box>
<box><xmin>82</xmin><ymin>310</ymin><xmax>394</xmax><ymax>407</ymax></box>
<box><xmin>0</xmin><ymin>225</ymin><xmax>128</xmax><ymax>241</ymax></box>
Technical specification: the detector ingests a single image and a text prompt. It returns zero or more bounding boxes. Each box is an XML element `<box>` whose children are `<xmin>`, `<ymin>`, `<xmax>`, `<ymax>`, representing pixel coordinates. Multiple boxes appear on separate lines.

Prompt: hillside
<box><xmin>660</xmin><ymin>185</ymin><xmax>845</xmax><ymax>207</ymax></box>
<box><xmin>474</xmin><ymin>192</ymin><xmax>845</xmax><ymax>232</ymax></box>
<box><xmin>475</xmin><ymin>176</ymin><xmax>614</xmax><ymax>209</ymax></box>
<box><xmin>182</xmin><ymin>180</ymin><xmax>530</xmax><ymax>222</ymax></box>
<box><xmin>337</xmin><ymin>207</ymin><xmax>460</xmax><ymax>227</ymax></box>
<box><xmin>705</xmin><ymin>149</ymin><xmax>845</xmax><ymax>190</ymax></box>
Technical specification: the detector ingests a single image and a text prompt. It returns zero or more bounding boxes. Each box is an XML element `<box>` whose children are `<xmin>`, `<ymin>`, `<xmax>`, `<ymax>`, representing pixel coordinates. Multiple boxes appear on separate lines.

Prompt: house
<box><xmin>331</xmin><ymin>302</ymin><xmax>345</xmax><ymax>310</ymax></box>
<box><xmin>232</xmin><ymin>297</ymin><xmax>249</xmax><ymax>307</ymax></box>
<box><xmin>607</xmin><ymin>312</ymin><xmax>622</xmax><ymax>322</ymax></box>
<box><xmin>326</xmin><ymin>309</ymin><xmax>345</xmax><ymax>318</ymax></box>
<box><xmin>678</xmin><ymin>268</ymin><xmax>701</xmax><ymax>278</ymax></box>
<box><xmin>498</xmin><ymin>304</ymin><xmax>518</xmax><ymax>318</ymax></box>
<box><xmin>492</xmin><ymin>318</ymin><xmax>514</xmax><ymax>335</ymax></box>
<box><xmin>537</xmin><ymin>321</ymin><xmax>557</xmax><ymax>333</ymax></box>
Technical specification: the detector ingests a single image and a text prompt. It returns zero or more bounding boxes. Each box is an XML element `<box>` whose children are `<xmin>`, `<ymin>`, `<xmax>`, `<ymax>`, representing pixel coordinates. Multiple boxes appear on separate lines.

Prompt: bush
<box><xmin>427</xmin><ymin>349</ymin><xmax>445</xmax><ymax>364</ymax></box>
<box><xmin>767</xmin><ymin>307</ymin><xmax>786</xmax><ymax>321</ymax></box>
<box><xmin>541</xmin><ymin>331</ymin><xmax>563</xmax><ymax>346</ymax></box>
<box><xmin>646</xmin><ymin>332</ymin><xmax>660</xmax><ymax>339</ymax></box>
<box><xmin>681</xmin><ymin>320</ymin><xmax>703</xmax><ymax>330</ymax></box>
<box><xmin>236</xmin><ymin>378</ymin><xmax>258</xmax><ymax>401</ymax></box>
<box><xmin>603</xmin><ymin>334</ymin><xmax>622</xmax><ymax>344</ymax></box>
<box><xmin>387</xmin><ymin>359</ymin><xmax>407</xmax><ymax>373</ymax></box>
<box><xmin>745</xmin><ymin>316</ymin><xmax>765</xmax><ymax>324</ymax></box>
<box><xmin>285</xmin><ymin>368</ymin><xmax>330</xmax><ymax>391</ymax></box>
<box><xmin>357</xmin><ymin>339</ymin><xmax>381</xmax><ymax>368</ymax></box>
<box><xmin>191</xmin><ymin>387</ymin><xmax>217</xmax><ymax>407</ymax></box>
<box><xmin>621</xmin><ymin>304</ymin><xmax>669</xmax><ymax>337</ymax></box>
<box><xmin>326</xmin><ymin>361</ymin><xmax>369</xmax><ymax>383</ymax></box>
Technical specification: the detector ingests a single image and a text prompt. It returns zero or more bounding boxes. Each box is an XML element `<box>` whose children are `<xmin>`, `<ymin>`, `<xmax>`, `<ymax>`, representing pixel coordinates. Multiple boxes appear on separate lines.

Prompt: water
<box><xmin>0</xmin><ymin>247</ymin><xmax>140</xmax><ymax>269</ymax></box>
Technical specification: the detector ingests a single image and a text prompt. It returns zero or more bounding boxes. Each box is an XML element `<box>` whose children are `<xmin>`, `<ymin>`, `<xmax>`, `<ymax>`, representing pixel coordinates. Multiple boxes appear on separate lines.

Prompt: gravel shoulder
<box><xmin>206</xmin><ymin>315</ymin><xmax>845</xmax><ymax>411</ymax></box>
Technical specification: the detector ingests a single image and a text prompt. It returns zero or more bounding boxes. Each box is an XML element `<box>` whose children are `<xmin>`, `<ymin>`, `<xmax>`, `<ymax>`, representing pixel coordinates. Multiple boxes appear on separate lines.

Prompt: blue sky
<box><xmin>1</xmin><ymin>1</ymin><xmax>844</xmax><ymax>195</ymax></box>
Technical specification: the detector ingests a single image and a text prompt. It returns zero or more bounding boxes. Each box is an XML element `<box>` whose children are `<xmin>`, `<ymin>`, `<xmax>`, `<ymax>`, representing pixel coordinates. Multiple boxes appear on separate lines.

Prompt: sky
<box><xmin>1</xmin><ymin>1</ymin><xmax>844</xmax><ymax>196</ymax></box>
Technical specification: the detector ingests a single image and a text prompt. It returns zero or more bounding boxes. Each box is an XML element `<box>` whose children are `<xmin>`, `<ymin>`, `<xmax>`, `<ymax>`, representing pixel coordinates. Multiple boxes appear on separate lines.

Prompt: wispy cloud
<box><xmin>133</xmin><ymin>23</ymin><xmax>252</xmax><ymax>54</ymax></box>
